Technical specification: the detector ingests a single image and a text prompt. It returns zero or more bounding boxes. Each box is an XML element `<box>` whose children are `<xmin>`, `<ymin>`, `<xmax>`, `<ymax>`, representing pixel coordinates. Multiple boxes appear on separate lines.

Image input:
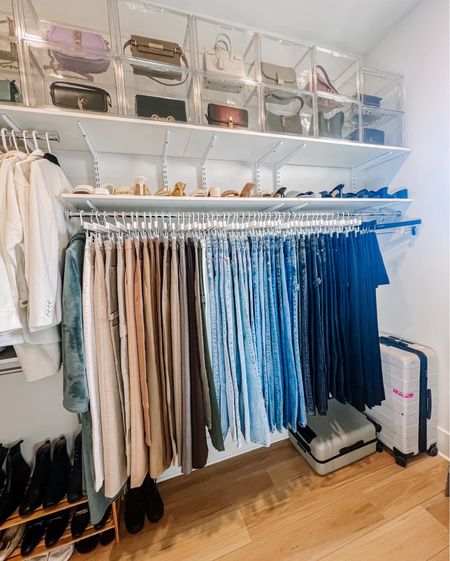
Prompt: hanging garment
<box><xmin>93</xmin><ymin>240</ymin><xmax>127</xmax><ymax>498</ymax></box>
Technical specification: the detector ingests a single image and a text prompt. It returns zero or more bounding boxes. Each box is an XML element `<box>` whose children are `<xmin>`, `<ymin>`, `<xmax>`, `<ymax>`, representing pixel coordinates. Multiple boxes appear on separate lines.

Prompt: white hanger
<box><xmin>45</xmin><ymin>132</ymin><xmax>52</xmax><ymax>154</ymax></box>
<box><xmin>22</xmin><ymin>130</ymin><xmax>29</xmax><ymax>154</ymax></box>
<box><xmin>1</xmin><ymin>128</ymin><xmax>8</xmax><ymax>152</ymax></box>
<box><xmin>10</xmin><ymin>129</ymin><xmax>19</xmax><ymax>151</ymax></box>
<box><xmin>32</xmin><ymin>130</ymin><xmax>39</xmax><ymax>151</ymax></box>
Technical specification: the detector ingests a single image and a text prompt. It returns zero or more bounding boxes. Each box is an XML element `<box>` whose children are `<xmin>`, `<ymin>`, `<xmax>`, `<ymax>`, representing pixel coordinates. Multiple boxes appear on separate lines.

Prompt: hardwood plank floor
<box><xmin>73</xmin><ymin>440</ymin><xmax>449</xmax><ymax>561</ymax></box>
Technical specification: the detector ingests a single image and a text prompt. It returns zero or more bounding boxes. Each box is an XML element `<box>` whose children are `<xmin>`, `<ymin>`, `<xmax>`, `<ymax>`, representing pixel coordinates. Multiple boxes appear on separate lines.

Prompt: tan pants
<box><xmin>134</xmin><ymin>240</ymin><xmax>151</xmax><ymax>446</ymax></box>
<box><xmin>142</xmin><ymin>240</ymin><xmax>167</xmax><ymax>477</ymax></box>
<box><xmin>124</xmin><ymin>239</ymin><xmax>148</xmax><ymax>488</ymax></box>
<box><xmin>93</xmin><ymin>240</ymin><xmax>126</xmax><ymax>498</ymax></box>
<box><xmin>152</xmin><ymin>239</ymin><xmax>173</xmax><ymax>468</ymax></box>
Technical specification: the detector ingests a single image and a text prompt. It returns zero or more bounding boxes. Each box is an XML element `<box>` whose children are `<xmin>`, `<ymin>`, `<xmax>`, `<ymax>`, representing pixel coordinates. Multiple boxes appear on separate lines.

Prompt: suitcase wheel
<box><xmin>427</xmin><ymin>444</ymin><xmax>439</xmax><ymax>457</ymax></box>
<box><xmin>395</xmin><ymin>453</ymin><xmax>408</xmax><ymax>468</ymax></box>
<box><xmin>376</xmin><ymin>441</ymin><xmax>384</xmax><ymax>453</ymax></box>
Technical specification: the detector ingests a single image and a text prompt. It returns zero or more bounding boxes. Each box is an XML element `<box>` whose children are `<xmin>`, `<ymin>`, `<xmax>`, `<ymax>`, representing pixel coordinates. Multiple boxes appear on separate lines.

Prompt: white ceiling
<box><xmin>161</xmin><ymin>0</ymin><xmax>422</xmax><ymax>54</ymax></box>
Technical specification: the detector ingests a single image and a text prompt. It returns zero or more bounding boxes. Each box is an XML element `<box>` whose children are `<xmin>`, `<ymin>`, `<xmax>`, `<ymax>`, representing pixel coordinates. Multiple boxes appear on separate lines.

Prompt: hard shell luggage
<box><xmin>365</xmin><ymin>334</ymin><xmax>438</xmax><ymax>467</ymax></box>
<box><xmin>288</xmin><ymin>399</ymin><xmax>377</xmax><ymax>475</ymax></box>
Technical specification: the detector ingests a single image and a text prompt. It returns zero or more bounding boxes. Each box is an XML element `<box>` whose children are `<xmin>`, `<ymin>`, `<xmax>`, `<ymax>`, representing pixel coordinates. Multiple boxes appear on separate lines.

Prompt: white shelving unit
<box><xmin>62</xmin><ymin>193</ymin><xmax>411</xmax><ymax>214</ymax></box>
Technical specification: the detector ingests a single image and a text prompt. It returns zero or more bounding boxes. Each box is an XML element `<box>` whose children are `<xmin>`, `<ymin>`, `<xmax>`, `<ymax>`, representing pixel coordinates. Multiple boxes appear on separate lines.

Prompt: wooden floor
<box><xmin>75</xmin><ymin>441</ymin><xmax>449</xmax><ymax>561</ymax></box>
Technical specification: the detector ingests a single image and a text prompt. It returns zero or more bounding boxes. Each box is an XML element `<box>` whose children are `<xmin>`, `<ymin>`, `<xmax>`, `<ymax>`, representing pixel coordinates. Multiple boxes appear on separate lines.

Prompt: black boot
<box><xmin>99</xmin><ymin>529</ymin><xmax>115</xmax><ymax>546</ymax></box>
<box><xmin>19</xmin><ymin>440</ymin><xmax>51</xmax><ymax>515</ymax></box>
<box><xmin>67</xmin><ymin>433</ymin><xmax>82</xmax><ymax>503</ymax></box>
<box><xmin>43</xmin><ymin>436</ymin><xmax>70</xmax><ymax>508</ymax></box>
<box><xmin>0</xmin><ymin>441</ymin><xmax>31</xmax><ymax>524</ymax></box>
<box><xmin>74</xmin><ymin>535</ymin><xmax>99</xmax><ymax>554</ymax></box>
<box><xmin>0</xmin><ymin>444</ymin><xmax>7</xmax><ymax>492</ymax></box>
<box><xmin>21</xmin><ymin>517</ymin><xmax>47</xmax><ymax>556</ymax></box>
<box><xmin>124</xmin><ymin>486</ymin><xmax>145</xmax><ymax>534</ymax></box>
<box><xmin>143</xmin><ymin>476</ymin><xmax>164</xmax><ymax>523</ymax></box>
<box><xmin>71</xmin><ymin>504</ymin><xmax>90</xmax><ymax>538</ymax></box>
<box><xmin>45</xmin><ymin>509</ymin><xmax>70</xmax><ymax>547</ymax></box>
<box><xmin>93</xmin><ymin>506</ymin><xmax>111</xmax><ymax>530</ymax></box>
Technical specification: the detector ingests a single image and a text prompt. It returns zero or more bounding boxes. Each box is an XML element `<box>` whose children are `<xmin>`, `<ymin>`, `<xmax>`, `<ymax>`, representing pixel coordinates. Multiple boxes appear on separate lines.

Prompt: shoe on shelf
<box><xmin>67</xmin><ymin>434</ymin><xmax>82</xmax><ymax>504</ymax></box>
<box><xmin>0</xmin><ymin>524</ymin><xmax>25</xmax><ymax>561</ymax></box>
<box><xmin>99</xmin><ymin>529</ymin><xmax>115</xmax><ymax>546</ymax></box>
<box><xmin>240</xmin><ymin>182</ymin><xmax>256</xmax><ymax>197</ymax></box>
<box><xmin>192</xmin><ymin>188</ymin><xmax>207</xmax><ymax>197</ymax></box>
<box><xmin>21</xmin><ymin>517</ymin><xmax>47</xmax><ymax>556</ymax></box>
<box><xmin>154</xmin><ymin>186</ymin><xmax>171</xmax><ymax>196</ymax></box>
<box><xmin>124</xmin><ymin>486</ymin><xmax>145</xmax><ymax>535</ymax></box>
<box><xmin>208</xmin><ymin>186</ymin><xmax>221</xmax><ymax>197</ymax></box>
<box><xmin>393</xmin><ymin>188</ymin><xmax>409</xmax><ymax>199</ymax></box>
<box><xmin>142</xmin><ymin>476</ymin><xmax>164</xmax><ymax>524</ymax></box>
<box><xmin>273</xmin><ymin>187</ymin><xmax>287</xmax><ymax>198</ymax></box>
<box><xmin>368</xmin><ymin>186</ymin><xmax>389</xmax><ymax>198</ymax></box>
<box><xmin>45</xmin><ymin>510</ymin><xmax>70</xmax><ymax>548</ymax></box>
<box><xmin>43</xmin><ymin>437</ymin><xmax>70</xmax><ymax>509</ymax></box>
<box><xmin>74</xmin><ymin>535</ymin><xmax>99</xmax><ymax>555</ymax></box>
<box><xmin>19</xmin><ymin>440</ymin><xmax>51</xmax><ymax>516</ymax></box>
<box><xmin>285</xmin><ymin>190</ymin><xmax>299</xmax><ymax>198</ymax></box>
<box><xmin>0</xmin><ymin>444</ymin><xmax>7</xmax><ymax>492</ymax></box>
<box><xmin>71</xmin><ymin>504</ymin><xmax>90</xmax><ymax>539</ymax></box>
<box><xmin>0</xmin><ymin>441</ymin><xmax>31</xmax><ymax>524</ymax></box>
<box><xmin>221</xmin><ymin>190</ymin><xmax>239</xmax><ymax>197</ymax></box>
<box><xmin>171</xmin><ymin>182</ymin><xmax>186</xmax><ymax>197</ymax></box>
<box><xmin>93</xmin><ymin>506</ymin><xmax>111</xmax><ymax>531</ymax></box>
<box><xmin>30</xmin><ymin>544</ymin><xmax>74</xmax><ymax>561</ymax></box>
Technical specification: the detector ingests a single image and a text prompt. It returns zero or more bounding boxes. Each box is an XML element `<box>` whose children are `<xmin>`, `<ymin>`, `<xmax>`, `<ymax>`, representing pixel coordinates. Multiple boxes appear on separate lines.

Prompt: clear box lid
<box><xmin>194</xmin><ymin>16</ymin><xmax>257</xmax><ymax>81</ymax></box>
<box><xmin>116</xmin><ymin>1</ymin><xmax>193</xmax><ymax>69</ymax></box>
<box><xmin>259</xmin><ymin>34</ymin><xmax>311</xmax><ymax>90</ymax></box>
<box><xmin>21</xmin><ymin>0</ymin><xmax>113</xmax><ymax>46</ymax></box>
<box><xmin>313</xmin><ymin>46</ymin><xmax>359</xmax><ymax>99</ymax></box>
<box><xmin>361</xmin><ymin>66</ymin><xmax>404</xmax><ymax>111</ymax></box>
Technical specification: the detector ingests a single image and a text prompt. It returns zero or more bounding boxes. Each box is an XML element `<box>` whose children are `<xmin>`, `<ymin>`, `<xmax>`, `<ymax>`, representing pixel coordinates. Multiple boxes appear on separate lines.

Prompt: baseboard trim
<box><xmin>437</xmin><ymin>426</ymin><xmax>450</xmax><ymax>461</ymax></box>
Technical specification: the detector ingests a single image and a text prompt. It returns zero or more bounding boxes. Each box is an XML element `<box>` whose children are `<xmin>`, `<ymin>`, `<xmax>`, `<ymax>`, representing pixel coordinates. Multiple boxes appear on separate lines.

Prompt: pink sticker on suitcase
<box><xmin>393</xmin><ymin>388</ymin><xmax>414</xmax><ymax>399</ymax></box>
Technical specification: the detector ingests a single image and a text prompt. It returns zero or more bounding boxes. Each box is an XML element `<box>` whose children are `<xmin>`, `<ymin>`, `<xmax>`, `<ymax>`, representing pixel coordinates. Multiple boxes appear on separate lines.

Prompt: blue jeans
<box><xmin>219</xmin><ymin>237</ymin><xmax>242</xmax><ymax>445</ymax></box>
<box><xmin>236</xmin><ymin>237</ymin><xmax>270</xmax><ymax>445</ymax></box>
<box><xmin>262</xmin><ymin>237</ymin><xmax>275</xmax><ymax>430</ymax></box>
<box><xmin>285</xmin><ymin>237</ymin><xmax>307</xmax><ymax>427</ymax></box>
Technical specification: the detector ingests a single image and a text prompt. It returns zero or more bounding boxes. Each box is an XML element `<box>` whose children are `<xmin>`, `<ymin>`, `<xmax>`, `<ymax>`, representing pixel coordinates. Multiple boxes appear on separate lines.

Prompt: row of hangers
<box><xmin>0</xmin><ymin>128</ymin><xmax>54</xmax><ymax>154</ymax></box>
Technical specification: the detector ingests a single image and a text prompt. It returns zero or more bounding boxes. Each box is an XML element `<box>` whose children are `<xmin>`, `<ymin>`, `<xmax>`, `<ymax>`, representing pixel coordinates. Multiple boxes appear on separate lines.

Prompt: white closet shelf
<box><xmin>0</xmin><ymin>105</ymin><xmax>411</xmax><ymax>169</ymax></box>
<box><xmin>61</xmin><ymin>194</ymin><xmax>412</xmax><ymax>214</ymax></box>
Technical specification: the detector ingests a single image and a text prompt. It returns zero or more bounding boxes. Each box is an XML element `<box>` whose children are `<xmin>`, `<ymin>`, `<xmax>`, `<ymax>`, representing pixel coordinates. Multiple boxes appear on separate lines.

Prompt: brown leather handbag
<box><xmin>307</xmin><ymin>65</ymin><xmax>342</xmax><ymax>111</ymax></box>
<box><xmin>124</xmin><ymin>35</ymin><xmax>188</xmax><ymax>84</ymax></box>
<box><xmin>206</xmin><ymin>103</ymin><xmax>248</xmax><ymax>129</ymax></box>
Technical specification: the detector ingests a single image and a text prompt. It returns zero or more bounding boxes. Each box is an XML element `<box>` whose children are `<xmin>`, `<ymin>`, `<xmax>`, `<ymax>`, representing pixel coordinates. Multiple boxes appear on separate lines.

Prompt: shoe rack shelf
<box><xmin>0</xmin><ymin>498</ymin><xmax>88</xmax><ymax>532</ymax></box>
<box><xmin>0</xmin><ymin>105</ymin><xmax>410</xmax><ymax>170</ymax></box>
<box><xmin>0</xmin><ymin>500</ymin><xmax>119</xmax><ymax>560</ymax></box>
<box><xmin>61</xmin><ymin>194</ymin><xmax>412</xmax><ymax>215</ymax></box>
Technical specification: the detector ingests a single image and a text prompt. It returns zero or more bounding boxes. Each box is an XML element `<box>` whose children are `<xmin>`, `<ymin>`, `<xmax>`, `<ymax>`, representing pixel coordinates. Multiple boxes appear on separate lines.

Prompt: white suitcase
<box><xmin>289</xmin><ymin>400</ymin><xmax>377</xmax><ymax>475</ymax></box>
<box><xmin>365</xmin><ymin>334</ymin><xmax>438</xmax><ymax>467</ymax></box>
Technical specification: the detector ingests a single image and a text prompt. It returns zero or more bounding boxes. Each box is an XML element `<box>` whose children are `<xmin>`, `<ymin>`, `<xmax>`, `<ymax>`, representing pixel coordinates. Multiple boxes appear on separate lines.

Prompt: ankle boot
<box><xmin>142</xmin><ymin>476</ymin><xmax>164</xmax><ymax>523</ymax></box>
<box><xmin>43</xmin><ymin>437</ymin><xmax>70</xmax><ymax>508</ymax></box>
<box><xmin>124</xmin><ymin>486</ymin><xmax>145</xmax><ymax>534</ymax></box>
<box><xmin>21</xmin><ymin>517</ymin><xmax>47</xmax><ymax>556</ymax></box>
<box><xmin>45</xmin><ymin>509</ymin><xmax>70</xmax><ymax>547</ymax></box>
<box><xmin>19</xmin><ymin>440</ymin><xmax>51</xmax><ymax>515</ymax></box>
<box><xmin>67</xmin><ymin>433</ymin><xmax>82</xmax><ymax>503</ymax></box>
<box><xmin>0</xmin><ymin>441</ymin><xmax>31</xmax><ymax>524</ymax></box>
<box><xmin>71</xmin><ymin>504</ymin><xmax>91</xmax><ymax>538</ymax></box>
<box><xmin>0</xmin><ymin>444</ymin><xmax>7</xmax><ymax>492</ymax></box>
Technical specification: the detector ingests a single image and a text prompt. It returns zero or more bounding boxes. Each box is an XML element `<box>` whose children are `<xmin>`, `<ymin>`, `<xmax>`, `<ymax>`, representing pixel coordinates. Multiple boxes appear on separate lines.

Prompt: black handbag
<box><xmin>135</xmin><ymin>94</ymin><xmax>187</xmax><ymax>122</ymax></box>
<box><xmin>265</xmin><ymin>93</ymin><xmax>304</xmax><ymax>134</ymax></box>
<box><xmin>50</xmin><ymin>82</ymin><xmax>111</xmax><ymax>112</ymax></box>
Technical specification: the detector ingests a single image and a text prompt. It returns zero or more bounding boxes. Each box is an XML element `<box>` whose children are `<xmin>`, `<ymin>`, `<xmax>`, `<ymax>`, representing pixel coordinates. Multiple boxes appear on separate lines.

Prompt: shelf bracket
<box><xmin>273</xmin><ymin>144</ymin><xmax>306</xmax><ymax>190</ymax></box>
<box><xmin>200</xmin><ymin>134</ymin><xmax>217</xmax><ymax>192</ymax></box>
<box><xmin>78</xmin><ymin>121</ymin><xmax>101</xmax><ymax>190</ymax></box>
<box><xmin>162</xmin><ymin>129</ymin><xmax>170</xmax><ymax>190</ymax></box>
<box><xmin>253</xmin><ymin>141</ymin><xmax>283</xmax><ymax>194</ymax></box>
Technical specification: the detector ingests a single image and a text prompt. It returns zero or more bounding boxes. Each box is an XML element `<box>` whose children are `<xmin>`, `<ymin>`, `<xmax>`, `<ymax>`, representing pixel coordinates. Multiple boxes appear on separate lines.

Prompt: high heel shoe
<box><xmin>171</xmin><ymin>182</ymin><xmax>186</xmax><ymax>197</ymax></box>
<box><xmin>296</xmin><ymin>191</ymin><xmax>315</xmax><ymax>198</ymax></box>
<box><xmin>240</xmin><ymin>182</ymin><xmax>256</xmax><ymax>197</ymax></box>
<box><xmin>221</xmin><ymin>189</ymin><xmax>239</xmax><ymax>197</ymax></box>
<box><xmin>155</xmin><ymin>186</ymin><xmax>171</xmax><ymax>196</ymax></box>
<box><xmin>19</xmin><ymin>440</ymin><xmax>51</xmax><ymax>515</ymax></box>
<box><xmin>330</xmin><ymin>183</ymin><xmax>345</xmax><ymax>198</ymax></box>
<box><xmin>273</xmin><ymin>187</ymin><xmax>287</xmax><ymax>198</ymax></box>
<box><xmin>0</xmin><ymin>441</ymin><xmax>31</xmax><ymax>524</ymax></box>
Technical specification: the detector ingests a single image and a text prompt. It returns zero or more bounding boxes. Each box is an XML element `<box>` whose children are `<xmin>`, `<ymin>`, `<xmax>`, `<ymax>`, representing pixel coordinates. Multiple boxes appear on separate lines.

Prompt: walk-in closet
<box><xmin>0</xmin><ymin>0</ymin><xmax>448</xmax><ymax>559</ymax></box>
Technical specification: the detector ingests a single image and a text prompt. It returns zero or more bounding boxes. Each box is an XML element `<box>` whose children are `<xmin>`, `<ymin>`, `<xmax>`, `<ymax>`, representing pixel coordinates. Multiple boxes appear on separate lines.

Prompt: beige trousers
<box><xmin>116</xmin><ymin>241</ymin><xmax>131</xmax><ymax>477</ymax></box>
<box><xmin>124</xmin><ymin>239</ymin><xmax>148</xmax><ymax>488</ymax></box>
<box><xmin>93</xmin><ymin>240</ymin><xmax>126</xmax><ymax>498</ymax></box>
<box><xmin>142</xmin><ymin>240</ymin><xmax>167</xmax><ymax>477</ymax></box>
<box><xmin>134</xmin><ymin>240</ymin><xmax>151</xmax><ymax>447</ymax></box>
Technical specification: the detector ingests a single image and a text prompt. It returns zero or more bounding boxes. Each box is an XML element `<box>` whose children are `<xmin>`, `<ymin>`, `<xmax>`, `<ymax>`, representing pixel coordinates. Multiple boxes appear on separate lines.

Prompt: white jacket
<box><xmin>27</xmin><ymin>159</ymin><xmax>71</xmax><ymax>331</ymax></box>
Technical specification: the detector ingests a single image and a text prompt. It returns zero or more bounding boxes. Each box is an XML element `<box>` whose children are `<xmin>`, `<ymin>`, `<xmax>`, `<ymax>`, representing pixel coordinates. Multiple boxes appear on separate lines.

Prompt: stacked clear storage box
<box><xmin>0</xmin><ymin>0</ymin><xmax>406</xmax><ymax>147</ymax></box>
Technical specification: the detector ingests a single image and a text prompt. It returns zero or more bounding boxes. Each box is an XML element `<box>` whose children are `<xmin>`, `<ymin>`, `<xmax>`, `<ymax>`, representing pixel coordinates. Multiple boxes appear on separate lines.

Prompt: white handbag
<box><xmin>204</xmin><ymin>33</ymin><xmax>245</xmax><ymax>93</ymax></box>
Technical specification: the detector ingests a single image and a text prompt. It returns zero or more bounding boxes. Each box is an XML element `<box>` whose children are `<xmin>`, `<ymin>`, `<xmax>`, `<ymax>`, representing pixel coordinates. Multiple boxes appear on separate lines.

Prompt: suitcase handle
<box><xmin>339</xmin><ymin>440</ymin><xmax>364</xmax><ymax>455</ymax></box>
<box><xmin>427</xmin><ymin>389</ymin><xmax>432</xmax><ymax>420</ymax></box>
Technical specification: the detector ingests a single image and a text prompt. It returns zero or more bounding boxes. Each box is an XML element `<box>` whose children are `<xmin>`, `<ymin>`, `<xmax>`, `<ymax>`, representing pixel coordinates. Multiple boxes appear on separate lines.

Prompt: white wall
<box><xmin>365</xmin><ymin>0</ymin><xmax>450</xmax><ymax>458</ymax></box>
